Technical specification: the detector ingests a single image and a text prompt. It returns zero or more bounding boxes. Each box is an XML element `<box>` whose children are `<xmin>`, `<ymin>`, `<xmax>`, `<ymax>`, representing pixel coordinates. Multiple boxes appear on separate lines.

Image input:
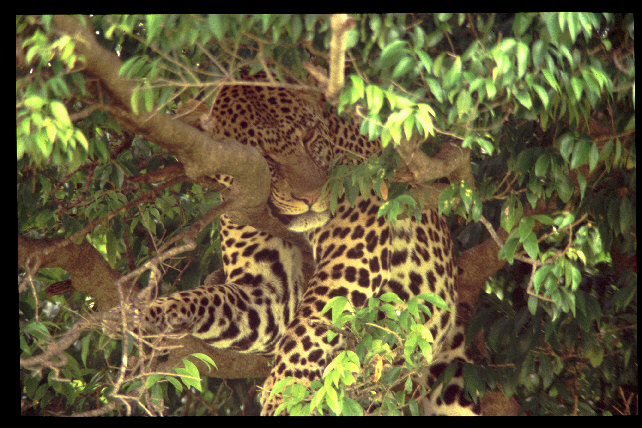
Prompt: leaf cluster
<box><xmin>269</xmin><ymin>292</ymin><xmax>451</xmax><ymax>415</ymax></box>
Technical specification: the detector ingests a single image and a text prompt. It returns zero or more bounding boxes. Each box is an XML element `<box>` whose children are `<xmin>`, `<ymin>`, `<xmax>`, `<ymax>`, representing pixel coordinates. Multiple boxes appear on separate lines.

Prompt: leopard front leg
<box><xmin>142</xmin><ymin>218</ymin><xmax>306</xmax><ymax>355</ymax></box>
<box><xmin>142</xmin><ymin>281</ymin><xmax>282</xmax><ymax>353</ymax></box>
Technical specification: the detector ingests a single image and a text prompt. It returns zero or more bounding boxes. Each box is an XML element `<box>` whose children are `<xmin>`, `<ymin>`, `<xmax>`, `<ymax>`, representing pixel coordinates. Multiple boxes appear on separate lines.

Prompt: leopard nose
<box><xmin>294</xmin><ymin>189</ymin><xmax>322</xmax><ymax>206</ymax></box>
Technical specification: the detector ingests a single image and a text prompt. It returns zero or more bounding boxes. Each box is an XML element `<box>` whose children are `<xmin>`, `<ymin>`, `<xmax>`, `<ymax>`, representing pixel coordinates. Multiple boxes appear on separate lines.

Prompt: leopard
<box><xmin>142</xmin><ymin>76</ymin><xmax>481</xmax><ymax>416</ymax></box>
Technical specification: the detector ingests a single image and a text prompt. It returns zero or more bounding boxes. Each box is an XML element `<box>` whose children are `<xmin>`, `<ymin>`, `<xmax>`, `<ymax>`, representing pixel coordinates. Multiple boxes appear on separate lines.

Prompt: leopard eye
<box><xmin>303</xmin><ymin>128</ymin><xmax>332</xmax><ymax>168</ymax></box>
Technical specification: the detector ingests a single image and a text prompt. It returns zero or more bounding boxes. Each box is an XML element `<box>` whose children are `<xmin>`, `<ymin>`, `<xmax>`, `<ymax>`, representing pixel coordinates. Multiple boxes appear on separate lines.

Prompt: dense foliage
<box><xmin>18</xmin><ymin>14</ymin><xmax>635</xmax><ymax>415</ymax></box>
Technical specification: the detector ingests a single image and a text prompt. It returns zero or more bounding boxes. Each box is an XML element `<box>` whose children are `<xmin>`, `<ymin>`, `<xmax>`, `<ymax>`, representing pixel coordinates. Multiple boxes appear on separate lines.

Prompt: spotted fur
<box><xmin>142</xmin><ymin>78</ymin><xmax>480</xmax><ymax>415</ymax></box>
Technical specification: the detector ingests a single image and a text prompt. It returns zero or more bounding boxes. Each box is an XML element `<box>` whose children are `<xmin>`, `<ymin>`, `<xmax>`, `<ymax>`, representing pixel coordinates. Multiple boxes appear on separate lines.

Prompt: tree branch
<box><xmin>325</xmin><ymin>14</ymin><xmax>354</xmax><ymax>103</ymax></box>
<box><xmin>396</xmin><ymin>136</ymin><xmax>474</xmax><ymax>187</ymax></box>
<box><xmin>19</xmin><ymin>235</ymin><xmax>123</xmax><ymax>309</ymax></box>
<box><xmin>51</xmin><ymin>15</ymin><xmax>279</xmax><ymax>235</ymax></box>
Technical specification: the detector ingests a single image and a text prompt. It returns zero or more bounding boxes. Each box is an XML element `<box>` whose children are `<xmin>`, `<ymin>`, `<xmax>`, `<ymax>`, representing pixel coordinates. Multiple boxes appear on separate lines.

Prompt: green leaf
<box><xmin>542</xmin><ymin>69</ymin><xmax>560</xmax><ymax>93</ymax></box>
<box><xmin>130</xmin><ymin>88</ymin><xmax>141</xmax><ymax>115</ymax></box>
<box><xmin>500</xmin><ymin>195</ymin><xmax>522</xmax><ymax>233</ymax></box>
<box><xmin>189</xmin><ymin>353</ymin><xmax>217</xmax><ymax>372</ymax></box>
<box><xmin>588</xmin><ymin>141</ymin><xmax>599</xmax><ymax>172</ymax></box>
<box><xmin>143</xmin><ymin>86</ymin><xmax>155</xmax><ymax>113</ymax></box>
<box><xmin>619</xmin><ymin>196</ymin><xmax>633</xmax><ymax>235</ymax></box>
<box><xmin>558</xmin><ymin>133</ymin><xmax>574</xmax><ymax>163</ymax></box>
<box><xmin>425</xmin><ymin>30</ymin><xmax>444</xmax><ymax>48</ymax></box>
<box><xmin>379</xmin><ymin>292</ymin><xmax>404</xmax><ymax>304</ymax></box>
<box><xmin>366</xmin><ymin>85</ymin><xmax>384</xmax><ymax>115</ymax></box>
<box><xmin>585</xmin><ymin>342</ymin><xmax>604</xmax><ymax>368</ymax></box>
<box><xmin>415</xmin><ymin>104</ymin><xmax>435</xmax><ymax>137</ymax></box>
<box><xmin>533</xmin><ymin>84</ymin><xmax>549</xmax><ymax>109</ymax></box>
<box><xmin>518</xmin><ymin>216</ymin><xmax>535</xmax><ymax>240</ymax></box>
<box><xmin>533</xmin><ymin>264</ymin><xmax>553</xmax><ymax>294</ymax></box>
<box><xmin>322</xmin><ymin>296</ymin><xmax>349</xmax><ymax>326</ymax></box>
<box><xmin>555</xmin><ymin>175</ymin><xmax>574</xmax><ymax>203</ymax></box>
<box><xmin>570</xmin><ymin>76</ymin><xmax>584</xmax><ymax>101</ymax></box>
<box><xmin>475</xmin><ymin>137</ymin><xmax>494</xmax><ymax>155</ymax></box>
<box><xmin>534</xmin><ymin>154</ymin><xmax>550</xmax><ymax>177</ymax></box>
<box><xmin>513</xmin><ymin>13</ymin><xmax>535</xmax><ymax>37</ymax></box>
<box><xmin>345</xmin><ymin>28</ymin><xmax>359</xmax><ymax>49</ymax></box>
<box><xmin>73</xmin><ymin>129</ymin><xmax>89</xmax><ymax>151</ymax></box>
<box><xmin>408</xmin><ymin>398</ymin><xmax>419</xmax><ymax>415</ymax></box>
<box><xmin>565</xmin><ymin>262</ymin><xmax>582</xmax><ymax>291</ymax></box>
<box><xmin>527</xmin><ymin>295</ymin><xmax>538</xmax><ymax>315</ymax></box>
<box><xmin>402</xmin><ymin>114</ymin><xmax>415</xmax><ymax>140</ymax></box>
<box><xmin>544</xmin><ymin>12</ymin><xmax>561</xmax><ymax>45</ymax></box>
<box><xmin>50</xmin><ymin>101</ymin><xmax>71</xmax><ymax>127</ymax></box>
<box><xmin>349</xmin><ymin>74</ymin><xmax>365</xmax><ymax>100</ymax></box>
<box><xmin>498</xmin><ymin>237</ymin><xmax>519</xmax><ymax>264</ymax></box>
<box><xmin>341</xmin><ymin>397</ymin><xmax>363</xmax><ymax>416</ymax></box>
<box><xmin>531</xmin><ymin>39</ymin><xmax>545</xmax><ymax>68</ymax></box>
<box><xmin>438</xmin><ymin>183</ymin><xmax>458</xmax><ymax>215</ymax></box>
<box><xmin>522</xmin><ymin>232</ymin><xmax>539</xmax><ymax>259</ymax></box>
<box><xmin>532</xmin><ymin>214</ymin><xmax>554</xmax><ymax>225</ymax></box>
<box><xmin>343</xmin><ymin>176</ymin><xmax>359</xmax><ymax>207</ymax></box>
<box><xmin>404</xmin><ymin>332</ymin><xmax>418</xmax><ymax>365</ymax></box>
<box><xmin>554</xmin><ymin>211</ymin><xmax>575</xmax><ymax>229</ymax></box>
<box><xmin>485</xmin><ymin>79</ymin><xmax>497</xmax><ymax>99</ymax></box>
<box><xmin>269</xmin><ymin>377</ymin><xmax>294</xmax><ymax>400</ymax></box>
<box><xmin>392</xmin><ymin>55</ymin><xmax>415</xmax><ymax>79</ymax></box>
<box><xmin>426</xmin><ymin>78</ymin><xmax>444</xmax><ymax>103</ymax></box>
<box><xmin>443</xmin><ymin>56</ymin><xmax>462</xmax><ymax>90</ymax></box>
<box><xmin>311</xmin><ymin>386</ymin><xmax>326</xmax><ymax>412</ymax></box>
<box><xmin>415</xmin><ymin>49</ymin><xmax>433</xmax><ymax>73</ymax></box>
<box><xmin>325</xmin><ymin>384</ymin><xmax>342</xmax><ymax>414</ymax></box>
<box><xmin>174</xmin><ymin>360</ymin><xmax>202</xmax><ymax>391</ymax></box>
<box><xmin>417</xmin><ymin>292</ymin><xmax>451</xmax><ymax>312</ymax></box>
<box><xmin>499</xmin><ymin>38</ymin><xmax>517</xmax><ymax>53</ymax></box>
<box><xmin>145</xmin><ymin>373</ymin><xmax>164</xmax><ymax>390</ymax></box>
<box><xmin>379</xmin><ymin>40</ymin><xmax>408</xmax><ymax>69</ymax></box>
<box><xmin>566</xmin><ymin>13</ymin><xmax>581</xmax><ymax>44</ymax></box>
<box><xmin>516</xmin><ymin>42</ymin><xmax>529</xmax><ymax>78</ymax></box>
<box><xmin>576</xmin><ymin>170</ymin><xmax>587</xmax><ymax>199</ymax></box>
<box><xmin>612</xmin><ymin>284</ymin><xmax>637</xmax><ymax>312</ymax></box>
<box><xmin>35</xmin><ymin>130</ymin><xmax>53</xmax><ymax>158</ymax></box>
<box><xmin>207</xmin><ymin>14</ymin><xmax>226</xmax><ymax>41</ymax></box>
<box><xmin>515</xmin><ymin>89</ymin><xmax>533</xmax><ymax>110</ymax></box>
<box><xmin>456</xmin><ymin>90</ymin><xmax>472</xmax><ymax>118</ymax></box>
<box><xmin>25</xmin><ymin>95</ymin><xmax>46</xmax><ymax>110</ymax></box>
<box><xmin>570</xmin><ymin>139</ymin><xmax>590</xmax><ymax>169</ymax></box>
<box><xmin>459</xmin><ymin>181</ymin><xmax>474</xmax><ymax>212</ymax></box>
<box><xmin>118</xmin><ymin>56</ymin><xmax>140</xmax><ymax>77</ymax></box>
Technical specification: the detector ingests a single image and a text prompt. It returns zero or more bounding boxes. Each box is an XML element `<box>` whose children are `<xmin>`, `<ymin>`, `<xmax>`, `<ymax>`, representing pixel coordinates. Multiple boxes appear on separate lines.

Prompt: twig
<box><xmin>478</xmin><ymin>215</ymin><xmax>505</xmax><ymax>249</ymax></box>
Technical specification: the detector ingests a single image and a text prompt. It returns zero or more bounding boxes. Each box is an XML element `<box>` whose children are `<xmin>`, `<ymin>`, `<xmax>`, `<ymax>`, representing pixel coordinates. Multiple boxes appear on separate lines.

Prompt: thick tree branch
<box><xmin>51</xmin><ymin>15</ymin><xmax>279</xmax><ymax>236</ymax></box>
<box><xmin>153</xmin><ymin>336</ymin><xmax>271</xmax><ymax>379</ymax></box>
<box><xmin>19</xmin><ymin>235</ymin><xmax>123</xmax><ymax>308</ymax></box>
<box><xmin>396</xmin><ymin>136</ymin><xmax>474</xmax><ymax>187</ymax></box>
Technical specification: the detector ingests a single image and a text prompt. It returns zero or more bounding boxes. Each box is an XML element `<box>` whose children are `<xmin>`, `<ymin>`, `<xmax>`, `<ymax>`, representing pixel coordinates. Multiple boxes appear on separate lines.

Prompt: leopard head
<box><xmin>187</xmin><ymin>83</ymin><xmax>336</xmax><ymax>232</ymax></box>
